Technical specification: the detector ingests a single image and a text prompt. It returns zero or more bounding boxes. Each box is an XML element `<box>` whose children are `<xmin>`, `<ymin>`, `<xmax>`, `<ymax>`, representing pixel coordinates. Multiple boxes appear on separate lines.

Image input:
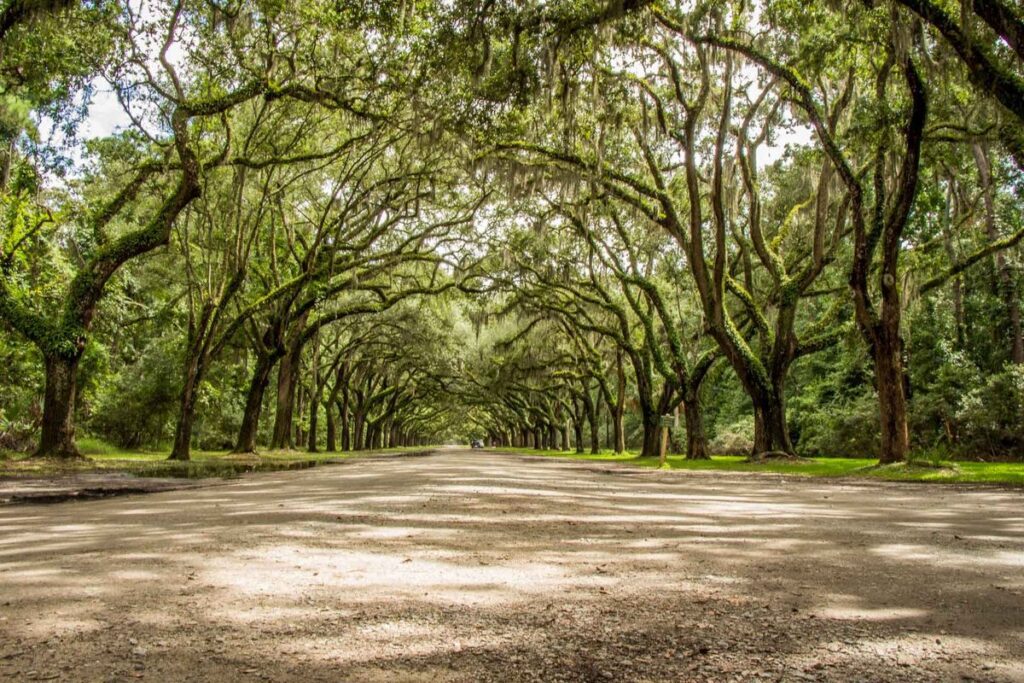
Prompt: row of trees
<box><xmin>460</xmin><ymin>0</ymin><xmax>1024</xmax><ymax>462</ymax></box>
<box><xmin>0</xmin><ymin>0</ymin><xmax>1022</xmax><ymax>463</ymax></box>
<box><xmin>0</xmin><ymin>0</ymin><xmax>490</xmax><ymax>458</ymax></box>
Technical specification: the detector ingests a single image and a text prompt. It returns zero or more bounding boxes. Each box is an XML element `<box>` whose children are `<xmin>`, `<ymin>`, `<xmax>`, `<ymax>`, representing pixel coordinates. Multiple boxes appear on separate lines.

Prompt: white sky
<box><xmin>77</xmin><ymin>84</ymin><xmax>130</xmax><ymax>139</ymax></box>
<box><xmin>64</xmin><ymin>88</ymin><xmax>810</xmax><ymax>170</ymax></box>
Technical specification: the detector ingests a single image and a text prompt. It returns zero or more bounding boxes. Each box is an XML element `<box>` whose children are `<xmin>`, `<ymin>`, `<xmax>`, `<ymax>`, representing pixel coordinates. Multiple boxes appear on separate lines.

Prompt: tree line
<box><xmin>0</xmin><ymin>0</ymin><xmax>1022</xmax><ymax>463</ymax></box>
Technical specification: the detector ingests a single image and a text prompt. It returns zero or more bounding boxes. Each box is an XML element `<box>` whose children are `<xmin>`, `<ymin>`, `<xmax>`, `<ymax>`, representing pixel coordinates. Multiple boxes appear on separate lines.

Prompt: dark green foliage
<box><xmin>89</xmin><ymin>337</ymin><xmax>179</xmax><ymax>449</ymax></box>
<box><xmin>1</xmin><ymin>0</ymin><xmax>1023</xmax><ymax>464</ymax></box>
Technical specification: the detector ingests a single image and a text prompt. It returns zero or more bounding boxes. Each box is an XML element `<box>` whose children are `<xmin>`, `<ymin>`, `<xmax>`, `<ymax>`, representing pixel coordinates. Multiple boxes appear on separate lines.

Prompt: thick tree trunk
<box><xmin>367</xmin><ymin>421</ymin><xmax>379</xmax><ymax>450</ymax></box>
<box><xmin>874</xmin><ymin>332</ymin><xmax>911</xmax><ymax>464</ymax></box>
<box><xmin>751</xmin><ymin>388</ymin><xmax>793</xmax><ymax>457</ymax></box>
<box><xmin>325</xmin><ymin>403</ymin><xmax>337</xmax><ymax>452</ymax></box>
<box><xmin>639</xmin><ymin>409</ymin><xmax>660</xmax><ymax>458</ymax></box>
<box><xmin>169</xmin><ymin>373</ymin><xmax>200</xmax><ymax>461</ymax></box>
<box><xmin>35</xmin><ymin>354</ymin><xmax>82</xmax><ymax>459</ymax></box>
<box><xmin>846</xmin><ymin>58</ymin><xmax>925</xmax><ymax>464</ymax></box>
<box><xmin>270</xmin><ymin>344</ymin><xmax>300</xmax><ymax>450</ymax></box>
<box><xmin>234</xmin><ymin>352</ymin><xmax>277</xmax><ymax>453</ymax></box>
<box><xmin>682</xmin><ymin>395</ymin><xmax>710</xmax><ymax>460</ymax></box>
<box><xmin>588</xmin><ymin>412</ymin><xmax>600</xmax><ymax>454</ymax></box>
<box><xmin>353</xmin><ymin>408</ymin><xmax>365</xmax><ymax>451</ymax></box>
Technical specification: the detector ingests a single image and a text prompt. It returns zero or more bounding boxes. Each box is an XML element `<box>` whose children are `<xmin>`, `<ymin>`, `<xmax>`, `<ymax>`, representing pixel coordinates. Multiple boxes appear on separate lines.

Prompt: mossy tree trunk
<box><xmin>37</xmin><ymin>353</ymin><xmax>82</xmax><ymax>459</ymax></box>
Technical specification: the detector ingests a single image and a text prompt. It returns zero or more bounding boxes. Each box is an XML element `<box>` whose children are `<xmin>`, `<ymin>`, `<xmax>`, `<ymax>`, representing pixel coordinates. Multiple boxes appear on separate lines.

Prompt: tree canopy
<box><xmin>1</xmin><ymin>0</ymin><xmax>1022</xmax><ymax>464</ymax></box>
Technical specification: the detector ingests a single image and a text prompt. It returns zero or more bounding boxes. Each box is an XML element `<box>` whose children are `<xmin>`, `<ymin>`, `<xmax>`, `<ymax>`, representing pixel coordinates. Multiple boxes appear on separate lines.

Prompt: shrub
<box><xmin>956</xmin><ymin>364</ymin><xmax>1024</xmax><ymax>459</ymax></box>
<box><xmin>710</xmin><ymin>416</ymin><xmax>755</xmax><ymax>455</ymax></box>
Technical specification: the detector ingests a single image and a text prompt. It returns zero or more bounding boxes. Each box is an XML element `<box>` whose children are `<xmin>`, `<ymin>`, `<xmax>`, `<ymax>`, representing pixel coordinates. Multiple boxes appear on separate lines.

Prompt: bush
<box><xmin>0</xmin><ymin>334</ymin><xmax>43</xmax><ymax>452</ymax></box>
<box><xmin>792</xmin><ymin>391</ymin><xmax>880</xmax><ymax>458</ymax></box>
<box><xmin>710</xmin><ymin>416</ymin><xmax>755</xmax><ymax>455</ymax></box>
<box><xmin>89</xmin><ymin>337</ymin><xmax>180</xmax><ymax>448</ymax></box>
<box><xmin>955</xmin><ymin>364</ymin><xmax>1024</xmax><ymax>459</ymax></box>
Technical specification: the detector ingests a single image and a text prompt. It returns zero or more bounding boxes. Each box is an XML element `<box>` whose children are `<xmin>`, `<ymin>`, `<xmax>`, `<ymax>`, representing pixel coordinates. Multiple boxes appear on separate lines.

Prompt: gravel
<box><xmin>1</xmin><ymin>449</ymin><xmax>1022</xmax><ymax>681</ymax></box>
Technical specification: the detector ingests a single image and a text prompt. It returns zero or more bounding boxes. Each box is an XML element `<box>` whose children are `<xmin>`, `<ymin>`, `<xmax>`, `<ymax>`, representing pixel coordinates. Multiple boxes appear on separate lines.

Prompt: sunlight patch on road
<box><xmin>871</xmin><ymin>543</ymin><xmax>1024</xmax><ymax>570</ymax></box>
<box><xmin>200</xmin><ymin>544</ymin><xmax>612</xmax><ymax>608</ymax></box>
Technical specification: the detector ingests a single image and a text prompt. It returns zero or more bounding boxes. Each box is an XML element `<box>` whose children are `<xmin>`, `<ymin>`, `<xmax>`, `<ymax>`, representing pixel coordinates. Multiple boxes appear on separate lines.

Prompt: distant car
<box><xmin>470</xmin><ymin>439</ymin><xmax>484</xmax><ymax>449</ymax></box>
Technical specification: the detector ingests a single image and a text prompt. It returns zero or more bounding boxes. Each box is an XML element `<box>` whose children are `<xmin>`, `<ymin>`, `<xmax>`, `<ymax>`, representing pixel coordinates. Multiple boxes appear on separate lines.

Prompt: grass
<box><xmin>0</xmin><ymin>439</ymin><xmax>434</xmax><ymax>479</ymax></box>
<box><xmin>4</xmin><ymin>439</ymin><xmax>1022</xmax><ymax>487</ymax></box>
<box><xmin>491</xmin><ymin>448</ymin><xmax>1024</xmax><ymax>487</ymax></box>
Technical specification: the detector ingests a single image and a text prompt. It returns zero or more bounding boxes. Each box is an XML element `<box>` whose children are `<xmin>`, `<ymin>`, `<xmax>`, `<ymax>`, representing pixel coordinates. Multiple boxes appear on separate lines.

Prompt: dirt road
<box><xmin>1</xmin><ymin>449</ymin><xmax>1022</xmax><ymax>682</ymax></box>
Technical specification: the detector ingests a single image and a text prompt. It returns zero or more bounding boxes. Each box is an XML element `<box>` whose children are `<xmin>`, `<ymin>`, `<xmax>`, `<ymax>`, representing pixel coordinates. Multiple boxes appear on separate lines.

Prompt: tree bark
<box><xmin>341</xmin><ymin>388</ymin><xmax>351</xmax><ymax>451</ymax></box>
<box><xmin>639</xmin><ymin>408</ymin><xmax>660</xmax><ymax>458</ymax></box>
<box><xmin>169</xmin><ymin>369</ymin><xmax>200</xmax><ymax>461</ymax></box>
<box><xmin>682</xmin><ymin>394</ymin><xmax>710</xmax><ymax>460</ymax></box>
<box><xmin>750</xmin><ymin>383</ymin><xmax>793</xmax><ymax>457</ymax></box>
<box><xmin>270</xmin><ymin>343</ymin><xmax>300</xmax><ymax>450</ymax></box>
<box><xmin>294</xmin><ymin>383</ymin><xmax>306</xmax><ymax>448</ymax></box>
<box><xmin>169</xmin><ymin>304</ymin><xmax>214</xmax><ymax>462</ymax></box>
<box><xmin>874</xmin><ymin>331</ymin><xmax>911</xmax><ymax>464</ymax></box>
<box><xmin>36</xmin><ymin>354</ymin><xmax>82</xmax><ymax>459</ymax></box>
<box><xmin>614</xmin><ymin>352</ymin><xmax>626</xmax><ymax>453</ymax></box>
<box><xmin>582</xmin><ymin>386</ymin><xmax>600</xmax><ymax>454</ymax></box>
<box><xmin>234</xmin><ymin>351</ymin><xmax>278</xmax><ymax>453</ymax></box>
<box><xmin>353</xmin><ymin>407</ymin><xmax>365</xmax><ymax>451</ymax></box>
<box><xmin>325</xmin><ymin>403</ymin><xmax>337</xmax><ymax>452</ymax></box>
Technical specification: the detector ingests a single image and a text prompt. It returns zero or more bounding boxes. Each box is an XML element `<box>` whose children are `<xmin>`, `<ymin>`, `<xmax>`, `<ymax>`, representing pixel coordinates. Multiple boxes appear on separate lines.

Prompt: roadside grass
<box><xmin>490</xmin><ymin>448</ymin><xmax>1024</xmax><ymax>486</ymax></box>
<box><xmin>0</xmin><ymin>440</ymin><xmax>433</xmax><ymax>479</ymax></box>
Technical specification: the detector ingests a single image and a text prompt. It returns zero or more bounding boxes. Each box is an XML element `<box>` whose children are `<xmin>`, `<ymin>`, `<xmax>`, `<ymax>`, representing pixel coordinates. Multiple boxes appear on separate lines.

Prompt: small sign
<box><xmin>658</xmin><ymin>414</ymin><xmax>673</xmax><ymax>428</ymax></box>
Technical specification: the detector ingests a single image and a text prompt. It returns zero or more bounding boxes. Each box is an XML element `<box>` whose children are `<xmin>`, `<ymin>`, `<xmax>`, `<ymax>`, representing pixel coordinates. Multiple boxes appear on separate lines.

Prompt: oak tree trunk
<box><xmin>682</xmin><ymin>395</ymin><xmax>710</xmax><ymax>460</ymax></box>
<box><xmin>874</xmin><ymin>332</ymin><xmax>911</xmax><ymax>464</ymax></box>
<box><xmin>640</xmin><ymin>409</ymin><xmax>660</xmax><ymax>458</ymax></box>
<box><xmin>325</xmin><ymin>404</ymin><xmax>337</xmax><ymax>452</ymax></box>
<box><xmin>270</xmin><ymin>344</ymin><xmax>300</xmax><ymax>450</ymax></box>
<box><xmin>169</xmin><ymin>372</ymin><xmax>200</xmax><ymax>461</ymax></box>
<box><xmin>36</xmin><ymin>354</ymin><xmax>82</xmax><ymax>459</ymax></box>
<box><xmin>235</xmin><ymin>352</ymin><xmax>277</xmax><ymax>453</ymax></box>
<box><xmin>340</xmin><ymin>389</ymin><xmax>351</xmax><ymax>451</ymax></box>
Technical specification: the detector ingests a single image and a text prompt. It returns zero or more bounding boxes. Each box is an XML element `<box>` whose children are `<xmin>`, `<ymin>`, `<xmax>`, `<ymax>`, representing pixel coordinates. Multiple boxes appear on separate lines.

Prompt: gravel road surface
<box><xmin>1</xmin><ymin>449</ymin><xmax>1022</xmax><ymax>681</ymax></box>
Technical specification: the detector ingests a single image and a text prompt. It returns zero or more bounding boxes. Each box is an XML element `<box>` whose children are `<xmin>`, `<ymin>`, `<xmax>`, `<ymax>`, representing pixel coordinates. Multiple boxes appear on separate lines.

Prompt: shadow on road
<box><xmin>1</xmin><ymin>450</ymin><xmax>1022</xmax><ymax>681</ymax></box>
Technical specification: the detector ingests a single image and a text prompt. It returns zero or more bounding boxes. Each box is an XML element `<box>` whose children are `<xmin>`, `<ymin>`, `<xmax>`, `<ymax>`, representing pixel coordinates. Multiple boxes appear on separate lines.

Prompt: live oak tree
<box><xmin>493</xmin><ymin>26</ymin><xmax>852</xmax><ymax>457</ymax></box>
<box><xmin>0</xmin><ymin>1</ymin><xmax>270</xmax><ymax>457</ymax></box>
<box><xmin>1</xmin><ymin>0</ymin><xmax>1023</xmax><ymax>463</ymax></box>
